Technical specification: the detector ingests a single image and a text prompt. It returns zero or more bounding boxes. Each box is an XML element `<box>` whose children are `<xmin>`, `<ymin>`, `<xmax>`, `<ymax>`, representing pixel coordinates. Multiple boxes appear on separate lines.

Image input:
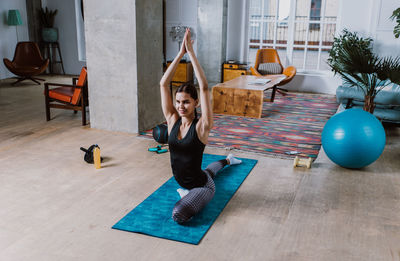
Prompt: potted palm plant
<box><xmin>39</xmin><ymin>7</ymin><xmax>58</xmax><ymax>42</ymax></box>
<box><xmin>327</xmin><ymin>29</ymin><xmax>400</xmax><ymax>113</ymax></box>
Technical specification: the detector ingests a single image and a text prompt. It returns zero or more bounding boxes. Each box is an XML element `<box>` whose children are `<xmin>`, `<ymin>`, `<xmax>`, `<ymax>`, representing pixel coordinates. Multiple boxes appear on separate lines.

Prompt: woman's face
<box><xmin>175</xmin><ymin>92</ymin><xmax>197</xmax><ymax>117</ymax></box>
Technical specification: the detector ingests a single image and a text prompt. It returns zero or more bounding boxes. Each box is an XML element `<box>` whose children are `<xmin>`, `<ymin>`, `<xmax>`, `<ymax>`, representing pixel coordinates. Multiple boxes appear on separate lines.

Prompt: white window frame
<box><xmin>247</xmin><ymin>0</ymin><xmax>340</xmax><ymax>72</ymax></box>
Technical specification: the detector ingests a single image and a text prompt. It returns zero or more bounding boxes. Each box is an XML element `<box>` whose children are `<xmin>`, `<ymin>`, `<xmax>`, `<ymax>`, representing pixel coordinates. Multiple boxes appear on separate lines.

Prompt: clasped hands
<box><xmin>179</xmin><ymin>28</ymin><xmax>195</xmax><ymax>56</ymax></box>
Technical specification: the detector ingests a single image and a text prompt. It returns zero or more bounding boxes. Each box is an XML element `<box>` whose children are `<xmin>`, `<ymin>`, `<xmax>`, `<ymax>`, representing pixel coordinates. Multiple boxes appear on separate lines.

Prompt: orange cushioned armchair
<box><xmin>250</xmin><ymin>48</ymin><xmax>296</xmax><ymax>95</ymax></box>
<box><xmin>44</xmin><ymin>67</ymin><xmax>88</xmax><ymax>125</ymax></box>
<box><xmin>3</xmin><ymin>42</ymin><xmax>49</xmax><ymax>85</ymax></box>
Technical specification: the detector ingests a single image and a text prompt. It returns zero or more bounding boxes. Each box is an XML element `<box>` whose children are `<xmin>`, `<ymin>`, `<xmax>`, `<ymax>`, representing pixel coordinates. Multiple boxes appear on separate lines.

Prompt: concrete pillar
<box><xmin>136</xmin><ymin>0</ymin><xmax>164</xmax><ymax>131</ymax></box>
<box><xmin>84</xmin><ymin>0</ymin><xmax>164</xmax><ymax>133</ymax></box>
<box><xmin>197</xmin><ymin>0</ymin><xmax>227</xmax><ymax>85</ymax></box>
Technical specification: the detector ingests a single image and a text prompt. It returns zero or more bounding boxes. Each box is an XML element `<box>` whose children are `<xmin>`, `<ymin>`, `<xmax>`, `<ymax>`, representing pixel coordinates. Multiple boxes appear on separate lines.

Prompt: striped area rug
<box><xmin>140</xmin><ymin>92</ymin><xmax>338</xmax><ymax>159</ymax></box>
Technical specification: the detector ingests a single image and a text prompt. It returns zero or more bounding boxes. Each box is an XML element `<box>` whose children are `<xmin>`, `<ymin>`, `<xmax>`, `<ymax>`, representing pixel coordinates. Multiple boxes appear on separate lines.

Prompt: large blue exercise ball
<box><xmin>321</xmin><ymin>108</ymin><xmax>386</xmax><ymax>169</ymax></box>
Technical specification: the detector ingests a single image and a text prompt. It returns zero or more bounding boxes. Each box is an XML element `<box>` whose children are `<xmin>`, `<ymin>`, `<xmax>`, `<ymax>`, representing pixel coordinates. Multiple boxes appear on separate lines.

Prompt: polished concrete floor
<box><xmin>1</xmin><ymin>75</ymin><xmax>400</xmax><ymax>261</ymax></box>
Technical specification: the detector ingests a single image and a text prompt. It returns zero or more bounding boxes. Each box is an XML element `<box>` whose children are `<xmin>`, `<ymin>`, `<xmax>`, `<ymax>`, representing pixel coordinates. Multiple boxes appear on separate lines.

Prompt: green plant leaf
<box><xmin>391</xmin><ymin>8</ymin><xmax>400</xmax><ymax>38</ymax></box>
<box><xmin>38</xmin><ymin>7</ymin><xmax>58</xmax><ymax>27</ymax></box>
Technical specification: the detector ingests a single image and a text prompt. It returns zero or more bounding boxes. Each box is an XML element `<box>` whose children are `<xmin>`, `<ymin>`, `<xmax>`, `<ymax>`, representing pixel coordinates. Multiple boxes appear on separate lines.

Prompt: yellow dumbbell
<box><xmin>293</xmin><ymin>156</ymin><xmax>313</xmax><ymax>169</ymax></box>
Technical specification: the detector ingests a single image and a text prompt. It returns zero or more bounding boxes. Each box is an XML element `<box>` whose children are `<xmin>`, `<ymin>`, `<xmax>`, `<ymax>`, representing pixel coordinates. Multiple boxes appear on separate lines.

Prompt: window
<box><xmin>248</xmin><ymin>0</ymin><xmax>339</xmax><ymax>71</ymax></box>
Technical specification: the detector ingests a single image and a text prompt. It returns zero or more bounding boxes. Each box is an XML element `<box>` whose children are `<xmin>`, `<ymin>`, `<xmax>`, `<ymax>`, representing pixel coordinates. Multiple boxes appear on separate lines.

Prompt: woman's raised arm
<box><xmin>159</xmin><ymin>34</ymin><xmax>187</xmax><ymax>125</ymax></box>
<box><xmin>185</xmin><ymin>29</ymin><xmax>213</xmax><ymax>133</ymax></box>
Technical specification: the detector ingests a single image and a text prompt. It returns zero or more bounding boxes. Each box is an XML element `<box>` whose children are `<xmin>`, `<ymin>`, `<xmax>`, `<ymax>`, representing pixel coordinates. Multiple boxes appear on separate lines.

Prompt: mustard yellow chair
<box><xmin>250</xmin><ymin>48</ymin><xmax>296</xmax><ymax>95</ymax></box>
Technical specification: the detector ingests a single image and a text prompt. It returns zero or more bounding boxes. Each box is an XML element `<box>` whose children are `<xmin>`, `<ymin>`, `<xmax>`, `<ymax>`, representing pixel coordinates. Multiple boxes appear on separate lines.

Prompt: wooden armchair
<box><xmin>44</xmin><ymin>67</ymin><xmax>88</xmax><ymax>125</ymax></box>
<box><xmin>250</xmin><ymin>48</ymin><xmax>296</xmax><ymax>95</ymax></box>
<box><xmin>3</xmin><ymin>42</ymin><xmax>49</xmax><ymax>85</ymax></box>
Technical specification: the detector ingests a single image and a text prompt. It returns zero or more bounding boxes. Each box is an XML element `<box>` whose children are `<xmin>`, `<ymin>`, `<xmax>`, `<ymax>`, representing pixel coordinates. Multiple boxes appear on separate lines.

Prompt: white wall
<box><xmin>0</xmin><ymin>0</ymin><xmax>30</xmax><ymax>79</ymax></box>
<box><xmin>43</xmin><ymin>0</ymin><xmax>85</xmax><ymax>74</ymax></box>
<box><xmin>165</xmin><ymin>0</ymin><xmax>198</xmax><ymax>62</ymax></box>
<box><xmin>337</xmin><ymin>0</ymin><xmax>374</xmax><ymax>34</ymax></box>
<box><xmin>369</xmin><ymin>0</ymin><xmax>400</xmax><ymax>57</ymax></box>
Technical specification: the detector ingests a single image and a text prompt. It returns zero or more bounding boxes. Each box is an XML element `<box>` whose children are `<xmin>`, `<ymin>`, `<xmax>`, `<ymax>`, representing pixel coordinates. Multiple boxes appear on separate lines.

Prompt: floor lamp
<box><xmin>7</xmin><ymin>10</ymin><xmax>23</xmax><ymax>42</ymax></box>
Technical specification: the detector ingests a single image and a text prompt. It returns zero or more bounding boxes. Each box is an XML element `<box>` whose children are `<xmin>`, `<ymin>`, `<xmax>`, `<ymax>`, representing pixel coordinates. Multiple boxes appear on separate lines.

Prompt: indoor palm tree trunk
<box><xmin>364</xmin><ymin>95</ymin><xmax>375</xmax><ymax>113</ymax></box>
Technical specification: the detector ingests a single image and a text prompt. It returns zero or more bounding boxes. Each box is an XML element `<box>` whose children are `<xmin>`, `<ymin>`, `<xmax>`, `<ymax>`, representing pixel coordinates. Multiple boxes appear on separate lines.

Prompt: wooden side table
<box><xmin>212</xmin><ymin>75</ymin><xmax>286</xmax><ymax>118</ymax></box>
<box><xmin>221</xmin><ymin>62</ymin><xmax>248</xmax><ymax>82</ymax></box>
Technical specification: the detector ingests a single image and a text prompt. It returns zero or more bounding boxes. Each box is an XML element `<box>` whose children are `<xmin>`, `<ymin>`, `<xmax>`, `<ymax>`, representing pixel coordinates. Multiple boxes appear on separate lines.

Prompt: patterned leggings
<box><xmin>172</xmin><ymin>159</ymin><xmax>228</xmax><ymax>224</ymax></box>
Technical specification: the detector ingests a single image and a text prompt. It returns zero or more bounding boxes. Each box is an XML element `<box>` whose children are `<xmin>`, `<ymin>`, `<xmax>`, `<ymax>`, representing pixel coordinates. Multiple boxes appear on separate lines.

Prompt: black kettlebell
<box><xmin>152</xmin><ymin>124</ymin><xmax>168</xmax><ymax>144</ymax></box>
<box><xmin>80</xmin><ymin>144</ymin><xmax>103</xmax><ymax>164</ymax></box>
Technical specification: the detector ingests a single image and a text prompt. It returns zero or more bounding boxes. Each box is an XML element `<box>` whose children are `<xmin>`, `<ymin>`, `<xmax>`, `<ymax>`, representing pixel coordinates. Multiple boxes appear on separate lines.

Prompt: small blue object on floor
<box><xmin>112</xmin><ymin>154</ymin><xmax>258</xmax><ymax>245</ymax></box>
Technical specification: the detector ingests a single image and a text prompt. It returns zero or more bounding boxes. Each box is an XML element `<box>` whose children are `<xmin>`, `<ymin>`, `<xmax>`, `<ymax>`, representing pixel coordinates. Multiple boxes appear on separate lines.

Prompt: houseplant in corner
<box><xmin>327</xmin><ymin>29</ymin><xmax>400</xmax><ymax>113</ymax></box>
<box><xmin>39</xmin><ymin>7</ymin><xmax>58</xmax><ymax>42</ymax></box>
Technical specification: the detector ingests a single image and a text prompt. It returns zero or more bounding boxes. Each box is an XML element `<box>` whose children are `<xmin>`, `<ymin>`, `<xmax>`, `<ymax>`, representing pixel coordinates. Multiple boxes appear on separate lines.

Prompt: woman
<box><xmin>159</xmin><ymin>28</ymin><xmax>241</xmax><ymax>224</ymax></box>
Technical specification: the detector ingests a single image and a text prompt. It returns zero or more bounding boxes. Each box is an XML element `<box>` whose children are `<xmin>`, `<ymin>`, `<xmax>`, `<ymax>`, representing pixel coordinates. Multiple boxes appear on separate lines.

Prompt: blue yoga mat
<box><xmin>112</xmin><ymin>154</ymin><xmax>257</xmax><ymax>244</ymax></box>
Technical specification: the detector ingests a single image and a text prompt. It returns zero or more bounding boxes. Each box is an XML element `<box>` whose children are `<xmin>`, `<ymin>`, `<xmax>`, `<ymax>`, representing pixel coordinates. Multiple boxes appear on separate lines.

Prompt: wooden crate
<box><xmin>222</xmin><ymin>62</ymin><xmax>248</xmax><ymax>82</ymax></box>
<box><xmin>166</xmin><ymin>61</ymin><xmax>193</xmax><ymax>83</ymax></box>
<box><xmin>223</xmin><ymin>69</ymin><xmax>247</xmax><ymax>82</ymax></box>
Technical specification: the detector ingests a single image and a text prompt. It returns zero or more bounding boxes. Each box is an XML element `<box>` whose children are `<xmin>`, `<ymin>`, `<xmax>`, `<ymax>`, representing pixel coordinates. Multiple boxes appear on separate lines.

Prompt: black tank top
<box><xmin>168</xmin><ymin>117</ymin><xmax>206</xmax><ymax>189</ymax></box>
